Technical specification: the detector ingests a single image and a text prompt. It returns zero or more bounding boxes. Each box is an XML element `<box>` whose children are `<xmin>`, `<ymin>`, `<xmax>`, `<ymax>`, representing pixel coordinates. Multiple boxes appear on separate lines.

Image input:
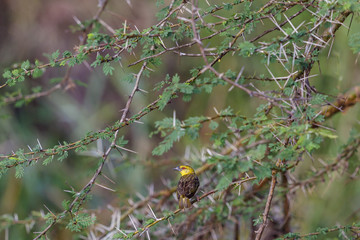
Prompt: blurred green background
<box><xmin>0</xmin><ymin>0</ymin><xmax>360</xmax><ymax>239</ymax></box>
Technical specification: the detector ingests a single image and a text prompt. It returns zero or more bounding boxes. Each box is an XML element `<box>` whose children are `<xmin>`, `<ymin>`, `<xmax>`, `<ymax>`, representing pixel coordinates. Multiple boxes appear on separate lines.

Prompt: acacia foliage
<box><xmin>1</xmin><ymin>0</ymin><xmax>360</xmax><ymax>239</ymax></box>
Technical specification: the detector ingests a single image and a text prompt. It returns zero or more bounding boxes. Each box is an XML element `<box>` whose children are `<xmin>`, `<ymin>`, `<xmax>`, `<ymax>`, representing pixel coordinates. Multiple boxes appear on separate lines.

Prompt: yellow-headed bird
<box><xmin>174</xmin><ymin>165</ymin><xmax>200</xmax><ymax>209</ymax></box>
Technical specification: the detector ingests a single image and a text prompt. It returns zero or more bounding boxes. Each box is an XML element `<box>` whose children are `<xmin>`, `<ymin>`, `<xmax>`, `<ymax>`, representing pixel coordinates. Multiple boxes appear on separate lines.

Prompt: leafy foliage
<box><xmin>0</xmin><ymin>0</ymin><xmax>360</xmax><ymax>239</ymax></box>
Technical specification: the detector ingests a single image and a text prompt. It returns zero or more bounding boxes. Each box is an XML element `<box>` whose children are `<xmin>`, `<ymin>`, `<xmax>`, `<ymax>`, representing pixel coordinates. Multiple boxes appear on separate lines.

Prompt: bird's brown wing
<box><xmin>177</xmin><ymin>174</ymin><xmax>200</xmax><ymax>199</ymax></box>
<box><xmin>186</xmin><ymin>174</ymin><xmax>199</xmax><ymax>198</ymax></box>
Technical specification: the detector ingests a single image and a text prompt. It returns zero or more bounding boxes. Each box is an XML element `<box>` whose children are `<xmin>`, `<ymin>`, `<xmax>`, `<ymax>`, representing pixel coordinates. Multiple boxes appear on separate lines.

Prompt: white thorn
<box><xmin>94</xmin><ymin>182</ymin><xmax>116</xmax><ymax>192</ymax></box>
<box><xmin>148</xmin><ymin>204</ymin><xmax>158</xmax><ymax>220</ymax></box>
<box><xmin>37</xmin><ymin>138</ymin><xmax>43</xmax><ymax>150</ymax></box>
<box><xmin>173</xmin><ymin>110</ymin><xmax>176</xmax><ymax>128</ymax></box>
<box><xmin>129</xmin><ymin>215</ymin><xmax>138</xmax><ymax>231</ymax></box>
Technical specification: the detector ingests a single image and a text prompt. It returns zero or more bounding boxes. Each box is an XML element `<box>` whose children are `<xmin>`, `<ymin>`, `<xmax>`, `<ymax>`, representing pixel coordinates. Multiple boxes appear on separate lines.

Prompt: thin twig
<box><xmin>33</xmin><ymin>42</ymin><xmax>147</xmax><ymax>240</ymax></box>
<box><xmin>255</xmin><ymin>170</ymin><xmax>277</xmax><ymax>240</ymax></box>
<box><xmin>130</xmin><ymin>176</ymin><xmax>257</xmax><ymax>238</ymax></box>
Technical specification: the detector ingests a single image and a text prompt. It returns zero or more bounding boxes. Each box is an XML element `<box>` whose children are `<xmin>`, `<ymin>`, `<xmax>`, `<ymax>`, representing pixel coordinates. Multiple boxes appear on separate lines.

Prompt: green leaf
<box><xmin>310</xmin><ymin>94</ymin><xmax>327</xmax><ymax>105</ymax></box>
<box><xmin>21</xmin><ymin>60</ymin><xmax>30</xmax><ymax>70</ymax></box>
<box><xmin>66</xmin><ymin>213</ymin><xmax>96</xmax><ymax>232</ymax></box>
<box><xmin>178</xmin><ymin>82</ymin><xmax>194</xmax><ymax>94</ymax></box>
<box><xmin>239</xmin><ymin>160</ymin><xmax>253</xmax><ymax>172</ymax></box>
<box><xmin>102</xmin><ymin>62</ymin><xmax>114</xmax><ymax>76</ymax></box>
<box><xmin>157</xmin><ymin>74</ymin><xmax>183</xmax><ymax>110</ymax></box>
<box><xmin>32</xmin><ymin>86</ymin><xmax>42</xmax><ymax>93</ymax></box>
<box><xmin>15</xmin><ymin>165</ymin><xmax>24</xmax><ymax>178</ymax></box>
<box><xmin>248</xmin><ymin>144</ymin><xmax>267</xmax><ymax>161</ymax></box>
<box><xmin>156</xmin><ymin>0</ymin><xmax>165</xmax><ymax>7</ymax></box>
<box><xmin>216</xmin><ymin>175</ymin><xmax>232</xmax><ymax>191</ymax></box>
<box><xmin>62</xmin><ymin>50</ymin><xmax>72</xmax><ymax>58</ymax></box>
<box><xmin>152</xmin><ymin>128</ymin><xmax>185</xmax><ymax>156</ymax></box>
<box><xmin>253</xmin><ymin>164</ymin><xmax>272</xmax><ymax>182</ymax></box>
<box><xmin>75</xmin><ymin>145</ymin><xmax>87</xmax><ymax>153</ymax></box>
<box><xmin>278</xmin><ymin>147</ymin><xmax>296</xmax><ymax>160</ymax></box>
<box><xmin>12</xmin><ymin>69</ymin><xmax>19</xmax><ymax>76</ymax></box>
<box><xmin>43</xmin><ymin>156</ymin><xmax>53</xmax><ymax>166</ymax></box>
<box><xmin>58</xmin><ymin>151</ymin><xmax>68</xmax><ymax>162</ymax></box>
<box><xmin>51</xmin><ymin>50</ymin><xmax>60</xmax><ymax>60</ymax></box>
<box><xmin>144</xmin><ymin>218</ymin><xmax>156</xmax><ymax>225</ymax></box>
<box><xmin>14</xmin><ymin>99</ymin><xmax>26</xmax><ymax>108</ymax></box>
<box><xmin>224</xmin><ymin>3</ymin><xmax>233</xmax><ymax>10</ymax></box>
<box><xmin>62</xmin><ymin>200</ymin><xmax>71</xmax><ymax>210</ymax></box>
<box><xmin>68</xmin><ymin>58</ymin><xmax>77</xmax><ymax>67</ymax></box>
<box><xmin>44</xmin><ymin>212</ymin><xmax>56</xmax><ymax>225</ymax></box>
<box><xmin>117</xmin><ymin>136</ymin><xmax>129</xmax><ymax>146</ymax></box>
<box><xmin>74</xmin><ymin>80</ymin><xmax>88</xmax><ymax>87</ymax></box>
<box><xmin>2</xmin><ymin>70</ymin><xmax>12</xmax><ymax>79</ymax></box>
<box><xmin>32</xmin><ymin>68</ymin><xmax>44</xmax><ymax>78</ymax></box>
<box><xmin>123</xmin><ymin>74</ymin><xmax>135</xmax><ymax>83</ymax></box>
<box><xmin>238</xmin><ymin>41</ymin><xmax>256</xmax><ymax>57</ymax></box>
<box><xmin>209</xmin><ymin>121</ymin><xmax>219</xmax><ymax>130</ymax></box>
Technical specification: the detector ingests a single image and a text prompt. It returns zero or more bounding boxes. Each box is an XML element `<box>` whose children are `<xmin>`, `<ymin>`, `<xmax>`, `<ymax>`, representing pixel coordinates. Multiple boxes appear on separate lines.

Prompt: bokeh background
<box><xmin>0</xmin><ymin>0</ymin><xmax>360</xmax><ymax>239</ymax></box>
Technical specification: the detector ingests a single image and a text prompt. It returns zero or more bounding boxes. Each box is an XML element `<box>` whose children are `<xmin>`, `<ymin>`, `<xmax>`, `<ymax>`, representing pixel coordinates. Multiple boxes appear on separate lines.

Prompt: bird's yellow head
<box><xmin>174</xmin><ymin>165</ymin><xmax>195</xmax><ymax>176</ymax></box>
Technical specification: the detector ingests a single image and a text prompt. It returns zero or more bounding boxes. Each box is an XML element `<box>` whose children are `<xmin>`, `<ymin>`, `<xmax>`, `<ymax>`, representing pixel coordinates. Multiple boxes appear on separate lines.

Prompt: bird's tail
<box><xmin>179</xmin><ymin>196</ymin><xmax>192</xmax><ymax>209</ymax></box>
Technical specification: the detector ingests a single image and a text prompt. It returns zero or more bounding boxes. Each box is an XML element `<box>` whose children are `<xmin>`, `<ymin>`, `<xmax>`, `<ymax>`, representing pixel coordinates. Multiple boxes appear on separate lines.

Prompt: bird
<box><xmin>174</xmin><ymin>165</ymin><xmax>200</xmax><ymax>209</ymax></box>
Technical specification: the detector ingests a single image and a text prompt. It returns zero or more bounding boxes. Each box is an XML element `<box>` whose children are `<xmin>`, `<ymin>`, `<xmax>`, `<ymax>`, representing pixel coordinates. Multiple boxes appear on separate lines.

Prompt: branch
<box><xmin>128</xmin><ymin>176</ymin><xmax>257</xmax><ymax>238</ymax></box>
<box><xmin>255</xmin><ymin>169</ymin><xmax>278</xmax><ymax>240</ymax></box>
<box><xmin>33</xmin><ymin>62</ymin><xmax>148</xmax><ymax>239</ymax></box>
<box><xmin>281</xmin><ymin>224</ymin><xmax>360</xmax><ymax>239</ymax></box>
<box><xmin>2</xmin><ymin>0</ymin><xmax>110</xmax><ymax>106</ymax></box>
<box><xmin>117</xmin><ymin>138</ymin><xmax>266</xmax><ymax>223</ymax></box>
<box><xmin>320</xmin><ymin>86</ymin><xmax>360</xmax><ymax>118</ymax></box>
<box><xmin>2</xmin><ymin>83</ymin><xmax>62</xmax><ymax>105</ymax></box>
<box><xmin>293</xmin><ymin>9</ymin><xmax>352</xmax><ymax>82</ymax></box>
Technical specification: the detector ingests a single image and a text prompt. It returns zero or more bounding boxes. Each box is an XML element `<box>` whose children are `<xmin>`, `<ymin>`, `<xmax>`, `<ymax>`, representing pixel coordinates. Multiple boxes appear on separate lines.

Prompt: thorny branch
<box><xmin>287</xmin><ymin>225</ymin><xmax>360</xmax><ymax>239</ymax></box>
<box><xmin>289</xmin><ymin>137</ymin><xmax>360</xmax><ymax>191</ymax></box>
<box><xmin>0</xmin><ymin>0</ymin><xmax>359</xmax><ymax>239</ymax></box>
<box><xmin>1</xmin><ymin>81</ymin><xmax>357</xmax><ymax>168</ymax></box>
<box><xmin>128</xmin><ymin>176</ymin><xmax>257</xmax><ymax>238</ymax></box>
<box><xmin>2</xmin><ymin>0</ymin><xmax>110</xmax><ymax>105</ymax></box>
<box><xmin>186</xmin><ymin>1</ymin><xmax>355</xmax><ymax>229</ymax></box>
<box><xmin>255</xmin><ymin>164</ymin><xmax>278</xmax><ymax>240</ymax></box>
<box><xmin>1</xmin><ymin>81</ymin><xmax>358</xmax><ymax>238</ymax></box>
<box><xmin>31</xmin><ymin>2</ymin><xmax>112</xmax><ymax>238</ymax></box>
<box><xmin>33</xmin><ymin>59</ymin><xmax>147</xmax><ymax>240</ymax></box>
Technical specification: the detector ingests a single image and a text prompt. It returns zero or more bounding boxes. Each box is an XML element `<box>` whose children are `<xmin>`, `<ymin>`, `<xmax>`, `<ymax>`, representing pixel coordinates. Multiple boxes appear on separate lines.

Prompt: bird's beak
<box><xmin>173</xmin><ymin>166</ymin><xmax>181</xmax><ymax>171</ymax></box>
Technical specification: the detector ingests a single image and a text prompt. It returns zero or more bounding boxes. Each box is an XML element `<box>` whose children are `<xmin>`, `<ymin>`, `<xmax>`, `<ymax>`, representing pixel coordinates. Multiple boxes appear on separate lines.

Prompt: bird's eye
<box><xmin>181</xmin><ymin>167</ymin><xmax>185</xmax><ymax>169</ymax></box>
